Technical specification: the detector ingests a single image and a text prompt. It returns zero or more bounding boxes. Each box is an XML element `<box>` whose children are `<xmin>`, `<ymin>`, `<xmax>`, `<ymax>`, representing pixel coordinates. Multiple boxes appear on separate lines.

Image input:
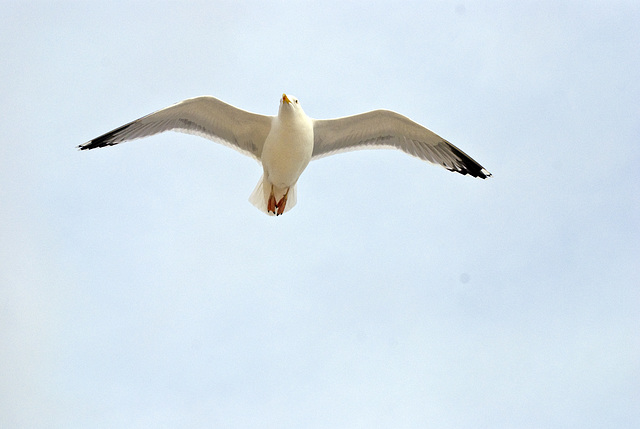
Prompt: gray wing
<box><xmin>79</xmin><ymin>96</ymin><xmax>273</xmax><ymax>161</ymax></box>
<box><xmin>312</xmin><ymin>110</ymin><xmax>491</xmax><ymax>179</ymax></box>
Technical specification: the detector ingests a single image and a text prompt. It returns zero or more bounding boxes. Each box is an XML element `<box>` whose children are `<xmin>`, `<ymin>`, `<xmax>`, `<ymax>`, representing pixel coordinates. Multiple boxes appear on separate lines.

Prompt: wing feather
<box><xmin>79</xmin><ymin>96</ymin><xmax>272</xmax><ymax>160</ymax></box>
<box><xmin>312</xmin><ymin>110</ymin><xmax>491</xmax><ymax>178</ymax></box>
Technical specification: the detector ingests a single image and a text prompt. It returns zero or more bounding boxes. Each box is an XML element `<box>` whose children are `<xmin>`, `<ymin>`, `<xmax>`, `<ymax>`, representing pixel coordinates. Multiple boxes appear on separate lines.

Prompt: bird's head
<box><xmin>279</xmin><ymin>93</ymin><xmax>304</xmax><ymax>117</ymax></box>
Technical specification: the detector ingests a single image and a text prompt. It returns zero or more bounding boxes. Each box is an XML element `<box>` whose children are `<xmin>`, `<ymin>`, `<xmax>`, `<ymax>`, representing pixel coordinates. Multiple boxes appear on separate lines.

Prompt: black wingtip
<box><xmin>77</xmin><ymin>139</ymin><xmax>105</xmax><ymax>151</ymax></box>
<box><xmin>448</xmin><ymin>145</ymin><xmax>492</xmax><ymax>179</ymax></box>
<box><xmin>78</xmin><ymin>122</ymin><xmax>134</xmax><ymax>151</ymax></box>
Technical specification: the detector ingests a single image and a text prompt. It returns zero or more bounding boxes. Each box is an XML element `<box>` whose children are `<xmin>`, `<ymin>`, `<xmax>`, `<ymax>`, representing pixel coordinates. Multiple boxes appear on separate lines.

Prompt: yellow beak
<box><xmin>282</xmin><ymin>93</ymin><xmax>291</xmax><ymax>104</ymax></box>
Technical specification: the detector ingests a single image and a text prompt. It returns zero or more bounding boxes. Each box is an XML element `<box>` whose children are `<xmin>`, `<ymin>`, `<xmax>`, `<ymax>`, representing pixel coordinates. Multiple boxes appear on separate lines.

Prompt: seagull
<box><xmin>79</xmin><ymin>94</ymin><xmax>491</xmax><ymax>215</ymax></box>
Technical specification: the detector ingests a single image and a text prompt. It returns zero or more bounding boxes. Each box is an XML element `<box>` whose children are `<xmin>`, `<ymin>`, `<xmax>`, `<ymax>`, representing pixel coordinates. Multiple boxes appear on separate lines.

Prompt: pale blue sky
<box><xmin>1</xmin><ymin>1</ymin><xmax>639</xmax><ymax>428</ymax></box>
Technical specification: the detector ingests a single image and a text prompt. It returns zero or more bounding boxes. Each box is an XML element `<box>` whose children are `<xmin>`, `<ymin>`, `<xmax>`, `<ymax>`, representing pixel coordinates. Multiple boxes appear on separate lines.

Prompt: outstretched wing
<box><xmin>79</xmin><ymin>96</ymin><xmax>273</xmax><ymax>161</ymax></box>
<box><xmin>312</xmin><ymin>110</ymin><xmax>491</xmax><ymax>178</ymax></box>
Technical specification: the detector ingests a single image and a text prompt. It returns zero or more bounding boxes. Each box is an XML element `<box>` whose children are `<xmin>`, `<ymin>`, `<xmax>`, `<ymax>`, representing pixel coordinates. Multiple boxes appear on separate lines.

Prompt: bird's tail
<box><xmin>248</xmin><ymin>174</ymin><xmax>297</xmax><ymax>216</ymax></box>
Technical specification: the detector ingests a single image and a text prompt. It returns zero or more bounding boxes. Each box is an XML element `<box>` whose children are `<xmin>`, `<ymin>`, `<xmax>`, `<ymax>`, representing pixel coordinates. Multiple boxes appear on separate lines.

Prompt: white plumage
<box><xmin>80</xmin><ymin>94</ymin><xmax>491</xmax><ymax>215</ymax></box>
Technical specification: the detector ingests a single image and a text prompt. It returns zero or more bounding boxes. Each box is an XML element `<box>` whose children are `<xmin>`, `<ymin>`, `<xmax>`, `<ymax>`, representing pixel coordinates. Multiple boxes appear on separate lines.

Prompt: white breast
<box><xmin>261</xmin><ymin>114</ymin><xmax>314</xmax><ymax>188</ymax></box>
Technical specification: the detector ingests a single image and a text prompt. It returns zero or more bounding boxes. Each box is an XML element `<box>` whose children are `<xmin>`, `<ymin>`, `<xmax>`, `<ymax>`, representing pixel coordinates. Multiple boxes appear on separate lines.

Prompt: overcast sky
<box><xmin>1</xmin><ymin>1</ymin><xmax>639</xmax><ymax>428</ymax></box>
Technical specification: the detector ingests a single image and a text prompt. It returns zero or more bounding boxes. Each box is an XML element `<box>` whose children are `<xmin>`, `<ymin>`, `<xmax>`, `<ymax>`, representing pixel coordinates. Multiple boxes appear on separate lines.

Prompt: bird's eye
<box><xmin>295</xmin><ymin>100</ymin><xmax>298</xmax><ymax>104</ymax></box>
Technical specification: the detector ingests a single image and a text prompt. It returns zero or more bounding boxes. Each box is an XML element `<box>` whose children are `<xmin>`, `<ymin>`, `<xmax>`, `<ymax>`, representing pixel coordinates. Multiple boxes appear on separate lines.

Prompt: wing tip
<box><xmin>446</xmin><ymin>144</ymin><xmax>492</xmax><ymax>179</ymax></box>
<box><xmin>476</xmin><ymin>168</ymin><xmax>492</xmax><ymax>179</ymax></box>
<box><xmin>447</xmin><ymin>166</ymin><xmax>492</xmax><ymax>179</ymax></box>
<box><xmin>77</xmin><ymin>138</ymin><xmax>109</xmax><ymax>151</ymax></box>
<box><xmin>78</xmin><ymin>122</ymin><xmax>134</xmax><ymax>151</ymax></box>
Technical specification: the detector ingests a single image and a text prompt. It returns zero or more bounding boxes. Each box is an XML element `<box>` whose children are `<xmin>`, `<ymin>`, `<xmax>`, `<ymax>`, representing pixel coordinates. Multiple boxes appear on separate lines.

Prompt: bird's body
<box><xmin>80</xmin><ymin>94</ymin><xmax>491</xmax><ymax>215</ymax></box>
<box><xmin>256</xmin><ymin>95</ymin><xmax>314</xmax><ymax>214</ymax></box>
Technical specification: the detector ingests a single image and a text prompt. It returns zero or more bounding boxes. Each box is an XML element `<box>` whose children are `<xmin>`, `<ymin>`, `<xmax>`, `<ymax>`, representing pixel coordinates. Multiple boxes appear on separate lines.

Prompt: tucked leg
<box><xmin>267</xmin><ymin>185</ymin><xmax>277</xmax><ymax>214</ymax></box>
<box><xmin>275</xmin><ymin>188</ymin><xmax>290</xmax><ymax>216</ymax></box>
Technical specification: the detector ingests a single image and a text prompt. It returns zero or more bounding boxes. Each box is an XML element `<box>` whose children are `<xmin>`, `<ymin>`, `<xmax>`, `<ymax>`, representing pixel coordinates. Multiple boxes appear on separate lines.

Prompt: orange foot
<box><xmin>267</xmin><ymin>187</ymin><xmax>277</xmax><ymax>214</ymax></box>
<box><xmin>275</xmin><ymin>188</ymin><xmax>290</xmax><ymax>216</ymax></box>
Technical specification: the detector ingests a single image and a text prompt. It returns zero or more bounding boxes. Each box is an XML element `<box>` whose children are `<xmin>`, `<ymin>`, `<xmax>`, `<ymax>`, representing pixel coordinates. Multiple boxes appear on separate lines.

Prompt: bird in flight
<box><xmin>80</xmin><ymin>94</ymin><xmax>491</xmax><ymax>216</ymax></box>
